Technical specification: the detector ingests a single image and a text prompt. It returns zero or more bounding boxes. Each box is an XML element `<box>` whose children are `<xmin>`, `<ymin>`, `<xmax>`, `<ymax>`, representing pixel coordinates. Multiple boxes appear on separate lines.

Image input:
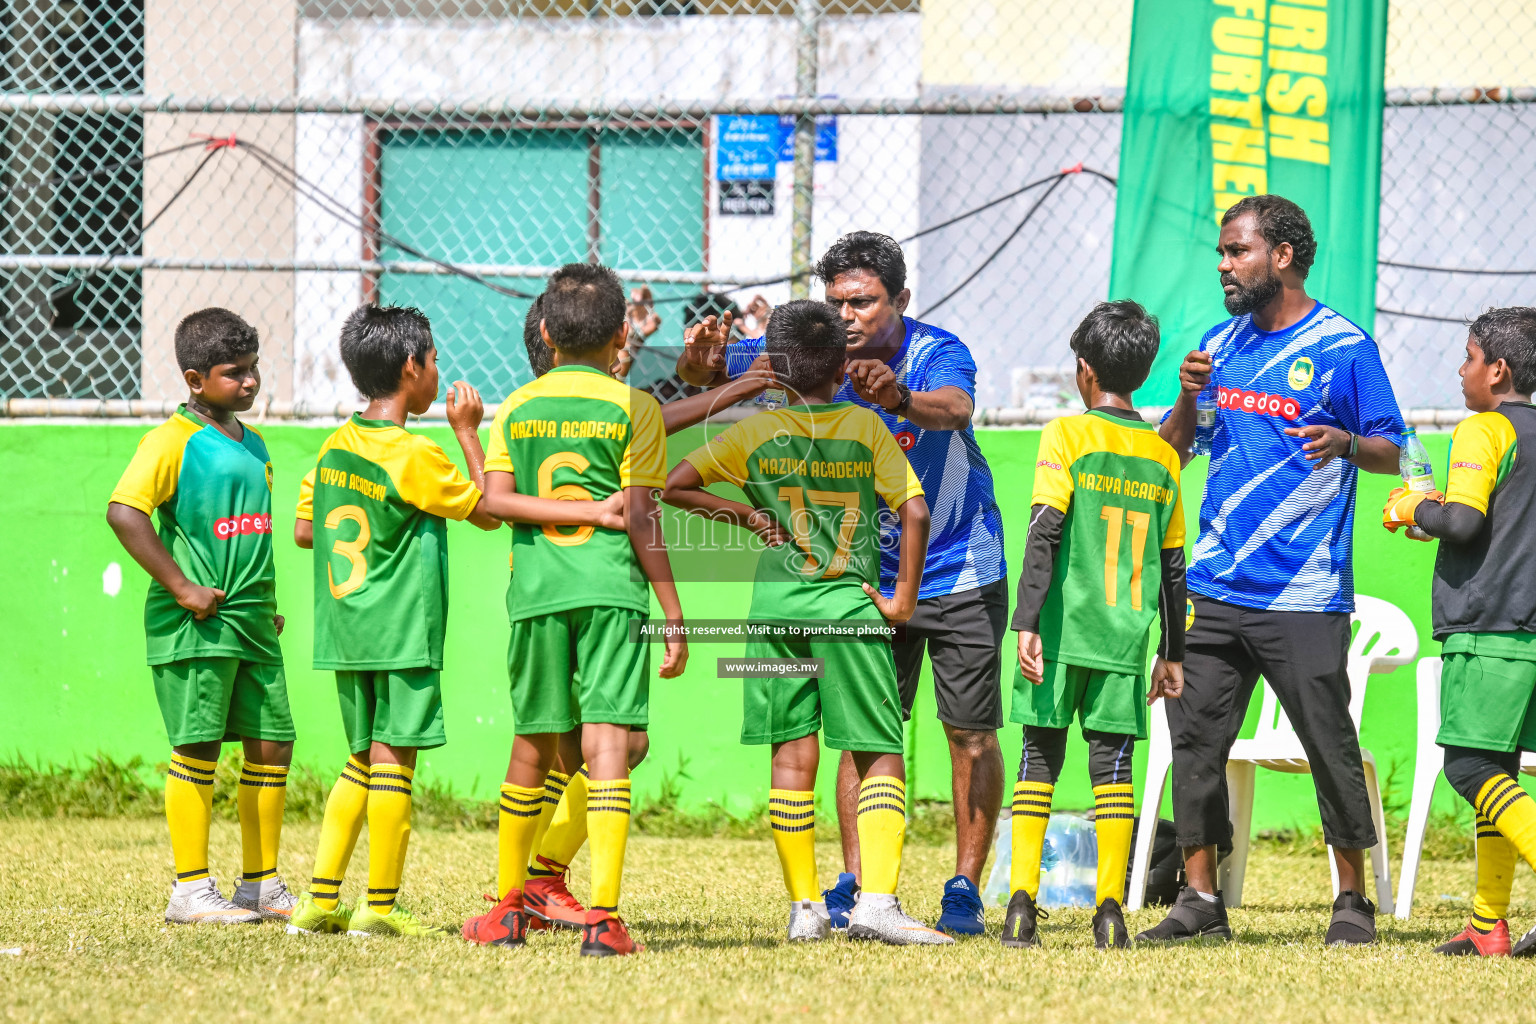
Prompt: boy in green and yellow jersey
<box><xmin>107</xmin><ymin>308</ymin><xmax>296</xmax><ymax>926</ymax></box>
<box><xmin>1383</xmin><ymin>307</ymin><xmax>1536</xmax><ymax>958</ymax></box>
<box><xmin>665</xmin><ymin>298</ymin><xmax>950</xmax><ymax>947</ymax></box>
<box><xmin>461</xmin><ymin>264</ymin><xmax>687</xmax><ymax>958</ymax></box>
<box><xmin>1004</xmin><ymin>301</ymin><xmax>1186</xmax><ymax>951</ymax></box>
<box><xmin>516</xmin><ymin>293</ymin><xmax>775</xmax><ymax>931</ymax></box>
<box><xmin>287</xmin><ymin>304</ymin><xmax>620</xmax><ymax>939</ymax></box>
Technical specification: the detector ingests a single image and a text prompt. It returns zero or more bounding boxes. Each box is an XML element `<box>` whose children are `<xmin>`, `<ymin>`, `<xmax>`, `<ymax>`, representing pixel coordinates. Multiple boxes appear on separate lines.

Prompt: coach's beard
<box><xmin>1222</xmin><ymin>270</ymin><xmax>1282</xmax><ymax>316</ymax></box>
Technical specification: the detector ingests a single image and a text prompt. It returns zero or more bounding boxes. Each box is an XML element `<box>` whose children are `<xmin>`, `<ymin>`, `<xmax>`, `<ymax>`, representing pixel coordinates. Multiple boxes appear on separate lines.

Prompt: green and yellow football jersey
<box><xmin>109</xmin><ymin>405</ymin><xmax>281</xmax><ymax>666</ymax></box>
<box><xmin>296</xmin><ymin>414</ymin><xmax>481</xmax><ymax>670</ymax></box>
<box><xmin>682</xmin><ymin>402</ymin><xmax>924</xmax><ymax>621</ymax></box>
<box><xmin>485</xmin><ymin>364</ymin><xmax>668</xmax><ymax>621</ymax></box>
<box><xmin>1031</xmin><ymin>410</ymin><xmax>1184</xmax><ymax>674</ymax></box>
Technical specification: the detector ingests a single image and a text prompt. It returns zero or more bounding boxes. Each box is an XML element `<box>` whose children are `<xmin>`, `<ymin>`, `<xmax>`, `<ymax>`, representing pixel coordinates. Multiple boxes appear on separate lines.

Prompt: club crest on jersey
<box><xmin>894</xmin><ymin>430</ymin><xmax>917</xmax><ymax>452</ymax></box>
<box><xmin>215</xmin><ymin>514</ymin><xmax>273</xmax><ymax>539</ymax></box>
<box><xmin>265</xmin><ymin>462</ymin><xmax>274</xmax><ymax>490</ymax></box>
<box><xmin>1186</xmin><ymin>599</ymin><xmax>1196</xmax><ymax>630</ymax></box>
<box><xmin>1287</xmin><ymin>357</ymin><xmax>1315</xmax><ymax>391</ymax></box>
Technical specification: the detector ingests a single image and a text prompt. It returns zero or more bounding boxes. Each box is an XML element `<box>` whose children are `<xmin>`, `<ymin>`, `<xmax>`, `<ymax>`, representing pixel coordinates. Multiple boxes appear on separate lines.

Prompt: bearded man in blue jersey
<box><xmin>678</xmin><ymin>232</ymin><xmax>1006</xmax><ymax>936</ymax></box>
<box><xmin>1137</xmin><ymin>195</ymin><xmax>1406</xmax><ymax>946</ymax></box>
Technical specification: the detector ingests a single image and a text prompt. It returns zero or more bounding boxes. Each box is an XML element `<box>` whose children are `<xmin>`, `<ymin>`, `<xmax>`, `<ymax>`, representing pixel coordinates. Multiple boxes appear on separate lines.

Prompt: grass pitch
<box><xmin>0</xmin><ymin>819</ymin><xmax>1529</xmax><ymax>1024</ymax></box>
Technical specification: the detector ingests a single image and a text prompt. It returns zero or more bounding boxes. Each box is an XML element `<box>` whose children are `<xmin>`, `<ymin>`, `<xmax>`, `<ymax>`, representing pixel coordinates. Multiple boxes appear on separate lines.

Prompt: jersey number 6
<box><xmin>539</xmin><ymin>451</ymin><xmax>596</xmax><ymax>547</ymax></box>
<box><xmin>325</xmin><ymin>504</ymin><xmax>371</xmax><ymax>599</ymax></box>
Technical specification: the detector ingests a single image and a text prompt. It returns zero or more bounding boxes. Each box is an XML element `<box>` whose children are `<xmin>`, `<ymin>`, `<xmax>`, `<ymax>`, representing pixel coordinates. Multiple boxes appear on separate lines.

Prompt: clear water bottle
<box><xmin>982</xmin><ymin>810</ymin><xmax>1097</xmax><ymax>909</ymax></box>
<box><xmin>1400</xmin><ymin>426</ymin><xmax>1435</xmax><ymax>541</ymax></box>
<box><xmin>1192</xmin><ymin>379</ymin><xmax>1219</xmax><ymax>457</ymax></box>
<box><xmin>755</xmin><ymin>385</ymin><xmax>786</xmax><ymax>411</ymax></box>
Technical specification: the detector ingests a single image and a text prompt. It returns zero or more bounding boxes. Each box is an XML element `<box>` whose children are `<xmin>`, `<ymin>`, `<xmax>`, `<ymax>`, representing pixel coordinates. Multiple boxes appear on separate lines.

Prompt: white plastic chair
<box><xmin>1398</xmin><ymin>656</ymin><xmax>1536</xmax><ymax>919</ymax></box>
<box><xmin>1129</xmin><ymin>594</ymin><xmax>1417</xmax><ymax>912</ymax></box>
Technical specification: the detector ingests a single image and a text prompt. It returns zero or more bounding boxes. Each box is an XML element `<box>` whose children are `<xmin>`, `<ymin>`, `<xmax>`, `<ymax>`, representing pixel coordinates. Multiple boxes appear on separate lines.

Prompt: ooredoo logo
<box><xmin>214</xmin><ymin>514</ymin><xmax>273</xmax><ymax>539</ymax></box>
<box><xmin>894</xmin><ymin>430</ymin><xmax>917</xmax><ymax>452</ymax></box>
<box><xmin>1218</xmin><ymin>386</ymin><xmax>1300</xmax><ymax>421</ymax></box>
<box><xmin>1036</xmin><ymin>460</ymin><xmax>1063</xmax><ymax>471</ymax></box>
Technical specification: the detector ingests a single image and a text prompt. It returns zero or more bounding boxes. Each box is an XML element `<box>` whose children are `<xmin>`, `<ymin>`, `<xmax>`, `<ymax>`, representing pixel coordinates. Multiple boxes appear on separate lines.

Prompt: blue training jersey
<box><xmin>724</xmin><ymin>317</ymin><xmax>1005</xmax><ymax>600</ymax></box>
<box><xmin>1186</xmin><ymin>302</ymin><xmax>1406</xmax><ymax>613</ymax></box>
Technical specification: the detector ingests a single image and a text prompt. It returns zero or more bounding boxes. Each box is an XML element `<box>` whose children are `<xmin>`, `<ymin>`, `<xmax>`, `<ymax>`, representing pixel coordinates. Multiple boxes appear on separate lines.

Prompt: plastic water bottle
<box><xmin>1400</xmin><ymin>426</ymin><xmax>1435</xmax><ymax>541</ymax></box>
<box><xmin>982</xmin><ymin>811</ymin><xmax>1098</xmax><ymax>909</ymax></box>
<box><xmin>1192</xmin><ymin>379</ymin><xmax>1219</xmax><ymax>457</ymax></box>
<box><xmin>755</xmin><ymin>385</ymin><xmax>786</xmax><ymax>411</ymax></box>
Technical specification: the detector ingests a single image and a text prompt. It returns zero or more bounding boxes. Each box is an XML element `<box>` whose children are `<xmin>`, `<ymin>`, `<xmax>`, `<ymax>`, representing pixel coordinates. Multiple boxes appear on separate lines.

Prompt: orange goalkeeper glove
<box><xmin>1382</xmin><ymin>486</ymin><xmax>1442</xmax><ymax>534</ymax></box>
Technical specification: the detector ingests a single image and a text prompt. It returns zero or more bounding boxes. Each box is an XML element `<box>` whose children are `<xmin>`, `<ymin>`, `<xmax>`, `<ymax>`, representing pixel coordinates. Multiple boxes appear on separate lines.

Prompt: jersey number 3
<box><xmin>1100</xmin><ymin>505</ymin><xmax>1151</xmax><ymax>610</ymax></box>
<box><xmin>326</xmin><ymin>504</ymin><xmax>371</xmax><ymax>599</ymax></box>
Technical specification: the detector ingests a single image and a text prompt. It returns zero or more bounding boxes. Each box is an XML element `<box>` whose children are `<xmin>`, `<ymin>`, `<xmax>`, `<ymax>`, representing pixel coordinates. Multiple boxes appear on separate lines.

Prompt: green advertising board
<box><xmin>1111</xmin><ymin>0</ymin><xmax>1389</xmax><ymax>404</ymax></box>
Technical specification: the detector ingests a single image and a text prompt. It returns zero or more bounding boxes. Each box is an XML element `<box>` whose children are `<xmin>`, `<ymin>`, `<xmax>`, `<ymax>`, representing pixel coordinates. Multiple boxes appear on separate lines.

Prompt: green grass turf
<box><xmin>0</xmin><ymin>820</ymin><xmax>1531</xmax><ymax>1023</ymax></box>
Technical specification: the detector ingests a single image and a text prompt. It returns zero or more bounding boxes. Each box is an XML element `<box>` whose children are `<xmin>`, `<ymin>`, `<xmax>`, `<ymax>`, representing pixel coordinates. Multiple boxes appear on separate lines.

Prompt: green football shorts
<box><xmin>1438</xmin><ymin>634</ymin><xmax>1536</xmax><ymax>752</ymax></box>
<box><xmin>335</xmin><ymin>668</ymin><xmax>445</xmax><ymax>753</ymax></box>
<box><xmin>507</xmin><ymin>606</ymin><xmax>649</xmax><ymax>734</ymax></box>
<box><xmin>740</xmin><ymin>636</ymin><xmax>904</xmax><ymax>754</ymax></box>
<box><xmin>150</xmin><ymin>657</ymin><xmax>294</xmax><ymax>746</ymax></box>
<box><xmin>1010</xmin><ymin>659</ymin><xmax>1148</xmax><ymax>739</ymax></box>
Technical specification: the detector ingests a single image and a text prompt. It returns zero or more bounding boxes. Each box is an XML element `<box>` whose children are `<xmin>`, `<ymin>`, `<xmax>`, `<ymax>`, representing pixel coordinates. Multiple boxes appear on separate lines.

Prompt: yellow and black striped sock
<box><xmin>1472</xmin><ymin>813</ymin><xmax>1516</xmax><ymax>933</ymax></box>
<box><xmin>587</xmin><ymin>778</ymin><xmax>632</xmax><ymax>911</ymax></box>
<box><xmin>524</xmin><ymin>770</ymin><xmax>571</xmax><ymax>879</ymax></box>
<box><xmin>1009</xmin><ymin>781</ymin><xmax>1053</xmax><ymax>900</ymax></box>
<box><xmin>1093</xmin><ymin>783</ymin><xmax>1135</xmax><ymax>905</ymax></box>
<box><xmin>1477</xmin><ymin>773</ymin><xmax>1536</xmax><ymax>874</ymax></box>
<box><xmin>238</xmin><ymin>761</ymin><xmax>289</xmax><ymax>887</ymax></box>
<box><xmin>496</xmin><ymin>781</ymin><xmax>545</xmax><ymax>899</ymax></box>
<box><xmin>309</xmin><ymin>756</ymin><xmax>369</xmax><ymax>911</ymax></box>
<box><xmin>769</xmin><ymin>789</ymin><xmax>818</xmax><ymax>901</ymax></box>
<box><xmin>366</xmin><ymin>763</ymin><xmax>414</xmax><ymax>914</ymax></box>
<box><xmin>532</xmin><ymin>766</ymin><xmax>590</xmax><ymax>878</ymax></box>
<box><xmin>165</xmin><ymin>753</ymin><xmax>216</xmax><ymax>886</ymax></box>
<box><xmin>856</xmin><ymin>776</ymin><xmax>906</xmax><ymax>896</ymax></box>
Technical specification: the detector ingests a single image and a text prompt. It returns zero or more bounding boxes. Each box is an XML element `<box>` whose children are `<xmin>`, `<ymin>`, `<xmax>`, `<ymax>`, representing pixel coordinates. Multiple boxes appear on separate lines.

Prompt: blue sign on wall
<box><xmin>715</xmin><ymin>114</ymin><xmax>837</xmax><ymax>181</ymax></box>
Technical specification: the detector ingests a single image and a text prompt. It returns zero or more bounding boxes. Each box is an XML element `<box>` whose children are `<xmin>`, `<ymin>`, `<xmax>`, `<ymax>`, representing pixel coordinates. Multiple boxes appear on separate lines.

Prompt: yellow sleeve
<box><xmin>296</xmin><ymin>469</ymin><xmax>315</xmax><ymax>522</ymax></box>
<box><xmin>1030</xmin><ymin>419</ymin><xmax>1075</xmax><ymax>513</ymax></box>
<box><xmin>1445</xmin><ymin>412</ymin><xmax>1517</xmax><ymax>514</ymax></box>
<box><xmin>1163</xmin><ymin>479</ymin><xmax>1186</xmax><ymax>549</ymax></box>
<box><xmin>396</xmin><ymin>437</ymin><xmax>482</xmax><ymax>521</ymax></box>
<box><xmin>871</xmin><ymin>424</ymin><xmax>924</xmax><ymax>508</ymax></box>
<box><xmin>484</xmin><ymin>399</ymin><xmax>514</xmax><ymax>474</ymax></box>
<box><xmin>618</xmin><ymin>390</ymin><xmax>668</xmax><ymax>488</ymax></box>
<box><xmin>108</xmin><ymin>423</ymin><xmax>187</xmax><ymax>515</ymax></box>
<box><xmin>681</xmin><ymin>425</ymin><xmax>749</xmax><ymax>487</ymax></box>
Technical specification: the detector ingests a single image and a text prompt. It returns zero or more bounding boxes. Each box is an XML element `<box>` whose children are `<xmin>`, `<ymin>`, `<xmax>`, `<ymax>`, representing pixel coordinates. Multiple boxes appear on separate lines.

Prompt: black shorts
<box><xmin>893</xmin><ymin>579</ymin><xmax>1007</xmax><ymax>732</ymax></box>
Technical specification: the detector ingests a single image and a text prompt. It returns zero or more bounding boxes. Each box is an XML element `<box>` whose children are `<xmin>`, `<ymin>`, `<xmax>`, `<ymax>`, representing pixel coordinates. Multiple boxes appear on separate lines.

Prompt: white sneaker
<box><xmin>164</xmin><ymin>878</ymin><xmax>261</xmax><ymax>925</ymax></box>
<box><xmin>232</xmin><ymin>877</ymin><xmax>299</xmax><ymax>922</ymax></box>
<box><xmin>846</xmin><ymin>894</ymin><xmax>954</xmax><ymax>946</ymax></box>
<box><xmin>786</xmin><ymin>899</ymin><xmax>832</xmax><ymax>942</ymax></box>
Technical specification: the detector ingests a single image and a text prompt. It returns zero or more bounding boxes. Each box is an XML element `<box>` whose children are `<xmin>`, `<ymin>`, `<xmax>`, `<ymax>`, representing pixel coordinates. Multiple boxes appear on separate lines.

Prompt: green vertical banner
<box><xmin>1110</xmin><ymin>0</ymin><xmax>1388</xmax><ymax>404</ymax></box>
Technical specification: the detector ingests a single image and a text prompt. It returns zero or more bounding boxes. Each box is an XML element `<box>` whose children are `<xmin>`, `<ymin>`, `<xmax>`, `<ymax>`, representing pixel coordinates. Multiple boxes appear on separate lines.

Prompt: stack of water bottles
<box><xmin>982</xmin><ymin>811</ymin><xmax>1099</xmax><ymax>909</ymax></box>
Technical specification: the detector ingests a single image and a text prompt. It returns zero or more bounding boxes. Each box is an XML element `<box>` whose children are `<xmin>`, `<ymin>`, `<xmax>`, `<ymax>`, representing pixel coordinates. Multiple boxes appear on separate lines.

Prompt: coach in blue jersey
<box><xmin>677</xmin><ymin>232</ymin><xmax>1006</xmax><ymax>934</ymax></box>
<box><xmin>1137</xmin><ymin>195</ymin><xmax>1406</xmax><ymax>946</ymax></box>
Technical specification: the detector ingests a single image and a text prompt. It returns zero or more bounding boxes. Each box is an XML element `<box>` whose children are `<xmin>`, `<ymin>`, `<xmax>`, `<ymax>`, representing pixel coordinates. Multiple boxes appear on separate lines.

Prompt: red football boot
<box><xmin>525</xmin><ymin>861</ymin><xmax>588</xmax><ymax>931</ymax></box>
<box><xmin>461</xmin><ymin>890</ymin><xmax>530</xmax><ymax>948</ymax></box>
<box><xmin>1433</xmin><ymin>919</ymin><xmax>1511</xmax><ymax>956</ymax></box>
<box><xmin>580</xmin><ymin>908</ymin><xmax>643</xmax><ymax>957</ymax></box>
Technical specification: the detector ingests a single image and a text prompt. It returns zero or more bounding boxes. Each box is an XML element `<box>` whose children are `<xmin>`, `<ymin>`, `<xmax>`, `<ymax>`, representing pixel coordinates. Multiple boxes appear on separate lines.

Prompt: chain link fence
<box><xmin>1</xmin><ymin>1</ymin><xmax>1533</xmax><ymax>415</ymax></box>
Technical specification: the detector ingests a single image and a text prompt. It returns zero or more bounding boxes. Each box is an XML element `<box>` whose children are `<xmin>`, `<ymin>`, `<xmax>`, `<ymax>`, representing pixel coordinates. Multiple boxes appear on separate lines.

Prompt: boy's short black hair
<box><xmin>1470</xmin><ymin>306</ymin><xmax>1536</xmax><ymax>394</ymax></box>
<box><xmin>338</xmin><ymin>303</ymin><xmax>434</xmax><ymax>399</ymax></box>
<box><xmin>1221</xmin><ymin>194</ymin><xmax>1318</xmax><ymax>279</ymax></box>
<box><xmin>542</xmin><ymin>263</ymin><xmax>626</xmax><ymax>355</ymax></box>
<box><xmin>765</xmin><ymin>299</ymin><xmax>847</xmax><ymax>397</ymax></box>
<box><xmin>523</xmin><ymin>294</ymin><xmax>553</xmax><ymax>378</ymax></box>
<box><xmin>174</xmin><ymin>308</ymin><xmax>259</xmax><ymax>374</ymax></box>
<box><xmin>814</xmin><ymin>231</ymin><xmax>906</xmax><ymax>300</ymax></box>
<box><xmin>1070</xmin><ymin>300</ymin><xmax>1161</xmax><ymax>395</ymax></box>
